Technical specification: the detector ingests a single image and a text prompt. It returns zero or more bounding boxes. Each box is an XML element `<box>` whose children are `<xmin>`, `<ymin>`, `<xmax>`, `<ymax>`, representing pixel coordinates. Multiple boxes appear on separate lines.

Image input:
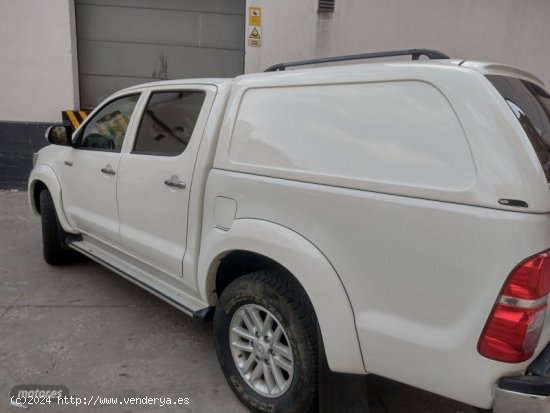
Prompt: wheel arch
<box><xmin>28</xmin><ymin>165</ymin><xmax>76</xmax><ymax>233</ymax></box>
<box><xmin>198</xmin><ymin>218</ymin><xmax>366</xmax><ymax>374</ymax></box>
<box><xmin>213</xmin><ymin>250</ymin><xmax>283</xmax><ymax>298</ymax></box>
<box><xmin>29</xmin><ymin>180</ymin><xmax>47</xmax><ymax>215</ymax></box>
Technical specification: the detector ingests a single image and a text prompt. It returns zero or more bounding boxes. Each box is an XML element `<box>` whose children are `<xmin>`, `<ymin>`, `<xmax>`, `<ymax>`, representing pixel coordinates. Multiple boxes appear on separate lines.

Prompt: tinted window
<box><xmin>133</xmin><ymin>91</ymin><xmax>205</xmax><ymax>156</ymax></box>
<box><xmin>487</xmin><ymin>75</ymin><xmax>550</xmax><ymax>182</ymax></box>
<box><xmin>78</xmin><ymin>95</ymin><xmax>139</xmax><ymax>152</ymax></box>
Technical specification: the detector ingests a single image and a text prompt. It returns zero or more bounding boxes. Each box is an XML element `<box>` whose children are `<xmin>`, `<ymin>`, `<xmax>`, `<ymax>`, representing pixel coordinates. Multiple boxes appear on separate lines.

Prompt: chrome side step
<box><xmin>68</xmin><ymin>239</ymin><xmax>213</xmax><ymax>321</ymax></box>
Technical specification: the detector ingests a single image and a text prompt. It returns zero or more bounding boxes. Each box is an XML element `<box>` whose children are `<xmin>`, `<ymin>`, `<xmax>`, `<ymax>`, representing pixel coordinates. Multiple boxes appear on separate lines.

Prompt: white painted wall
<box><xmin>245</xmin><ymin>0</ymin><xmax>550</xmax><ymax>88</ymax></box>
<box><xmin>1</xmin><ymin>0</ymin><xmax>548</xmax><ymax>122</ymax></box>
<box><xmin>0</xmin><ymin>0</ymin><xmax>78</xmax><ymax>122</ymax></box>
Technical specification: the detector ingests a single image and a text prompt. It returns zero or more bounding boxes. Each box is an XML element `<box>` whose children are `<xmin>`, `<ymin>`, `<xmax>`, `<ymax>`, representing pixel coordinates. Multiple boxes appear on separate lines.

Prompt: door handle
<box><xmin>64</xmin><ymin>161</ymin><xmax>73</xmax><ymax>167</ymax></box>
<box><xmin>164</xmin><ymin>175</ymin><xmax>186</xmax><ymax>189</ymax></box>
<box><xmin>100</xmin><ymin>164</ymin><xmax>116</xmax><ymax>175</ymax></box>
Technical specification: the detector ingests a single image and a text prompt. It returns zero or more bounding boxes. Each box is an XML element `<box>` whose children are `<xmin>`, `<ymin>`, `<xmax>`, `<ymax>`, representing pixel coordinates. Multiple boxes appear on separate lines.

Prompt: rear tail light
<box><xmin>478</xmin><ymin>251</ymin><xmax>550</xmax><ymax>363</ymax></box>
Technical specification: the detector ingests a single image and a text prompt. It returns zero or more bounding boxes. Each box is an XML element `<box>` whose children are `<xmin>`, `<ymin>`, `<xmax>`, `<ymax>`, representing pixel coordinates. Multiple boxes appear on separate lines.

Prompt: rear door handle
<box><xmin>100</xmin><ymin>164</ymin><xmax>116</xmax><ymax>175</ymax></box>
<box><xmin>64</xmin><ymin>161</ymin><xmax>73</xmax><ymax>166</ymax></box>
<box><xmin>164</xmin><ymin>175</ymin><xmax>186</xmax><ymax>189</ymax></box>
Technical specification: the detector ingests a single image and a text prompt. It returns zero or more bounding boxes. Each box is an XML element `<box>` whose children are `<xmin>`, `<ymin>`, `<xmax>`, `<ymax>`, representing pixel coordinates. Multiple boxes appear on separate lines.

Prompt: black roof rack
<box><xmin>264</xmin><ymin>48</ymin><xmax>450</xmax><ymax>72</ymax></box>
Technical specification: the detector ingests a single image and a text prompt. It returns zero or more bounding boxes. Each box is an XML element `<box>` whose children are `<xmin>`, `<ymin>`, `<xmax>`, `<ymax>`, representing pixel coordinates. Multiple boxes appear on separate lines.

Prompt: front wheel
<box><xmin>214</xmin><ymin>269</ymin><xmax>318</xmax><ymax>413</ymax></box>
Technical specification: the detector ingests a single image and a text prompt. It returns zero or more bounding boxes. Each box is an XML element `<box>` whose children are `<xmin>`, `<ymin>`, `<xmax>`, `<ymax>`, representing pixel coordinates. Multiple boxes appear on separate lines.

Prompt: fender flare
<box><xmin>28</xmin><ymin>164</ymin><xmax>77</xmax><ymax>234</ymax></box>
<box><xmin>198</xmin><ymin>218</ymin><xmax>366</xmax><ymax>374</ymax></box>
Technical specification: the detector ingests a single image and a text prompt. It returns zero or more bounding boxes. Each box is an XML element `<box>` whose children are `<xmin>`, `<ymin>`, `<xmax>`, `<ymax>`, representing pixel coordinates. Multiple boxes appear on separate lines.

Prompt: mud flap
<box><xmin>318</xmin><ymin>332</ymin><xmax>369</xmax><ymax>413</ymax></box>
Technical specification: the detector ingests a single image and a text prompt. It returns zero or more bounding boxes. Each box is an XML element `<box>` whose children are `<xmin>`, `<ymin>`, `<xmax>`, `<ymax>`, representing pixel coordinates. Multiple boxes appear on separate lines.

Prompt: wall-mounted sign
<box><xmin>248</xmin><ymin>6</ymin><xmax>262</xmax><ymax>47</ymax></box>
<box><xmin>249</xmin><ymin>7</ymin><xmax>262</xmax><ymax>26</ymax></box>
<box><xmin>248</xmin><ymin>25</ymin><xmax>262</xmax><ymax>47</ymax></box>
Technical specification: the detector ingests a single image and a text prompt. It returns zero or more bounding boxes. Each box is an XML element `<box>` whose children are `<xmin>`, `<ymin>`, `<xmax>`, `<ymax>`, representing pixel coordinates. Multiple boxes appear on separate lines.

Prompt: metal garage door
<box><xmin>75</xmin><ymin>0</ymin><xmax>245</xmax><ymax>109</ymax></box>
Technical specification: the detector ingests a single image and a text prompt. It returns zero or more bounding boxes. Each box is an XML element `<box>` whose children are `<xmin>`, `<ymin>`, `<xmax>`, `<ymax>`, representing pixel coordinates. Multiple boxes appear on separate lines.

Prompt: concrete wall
<box><xmin>2</xmin><ymin>0</ymin><xmax>548</xmax><ymax>121</ymax></box>
<box><xmin>0</xmin><ymin>0</ymin><xmax>78</xmax><ymax>123</ymax></box>
<box><xmin>244</xmin><ymin>0</ymin><xmax>550</xmax><ymax>88</ymax></box>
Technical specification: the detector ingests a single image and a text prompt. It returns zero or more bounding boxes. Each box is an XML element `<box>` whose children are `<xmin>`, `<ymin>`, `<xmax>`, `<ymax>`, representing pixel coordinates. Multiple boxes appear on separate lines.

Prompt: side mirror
<box><xmin>45</xmin><ymin>125</ymin><xmax>73</xmax><ymax>146</ymax></box>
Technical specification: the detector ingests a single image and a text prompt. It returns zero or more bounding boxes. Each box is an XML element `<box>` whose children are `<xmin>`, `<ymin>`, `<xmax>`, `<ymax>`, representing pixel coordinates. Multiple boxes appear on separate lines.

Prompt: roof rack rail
<box><xmin>264</xmin><ymin>48</ymin><xmax>450</xmax><ymax>72</ymax></box>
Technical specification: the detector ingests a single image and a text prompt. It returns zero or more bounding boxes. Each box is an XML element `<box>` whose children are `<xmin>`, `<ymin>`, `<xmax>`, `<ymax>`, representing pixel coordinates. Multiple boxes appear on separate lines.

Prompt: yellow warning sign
<box><xmin>249</xmin><ymin>7</ymin><xmax>262</xmax><ymax>26</ymax></box>
<box><xmin>248</xmin><ymin>25</ymin><xmax>262</xmax><ymax>47</ymax></box>
<box><xmin>249</xmin><ymin>27</ymin><xmax>260</xmax><ymax>39</ymax></box>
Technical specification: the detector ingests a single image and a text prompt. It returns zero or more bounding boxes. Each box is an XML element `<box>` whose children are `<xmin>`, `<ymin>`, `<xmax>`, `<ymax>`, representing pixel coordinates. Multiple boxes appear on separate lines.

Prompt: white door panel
<box><xmin>61</xmin><ymin>150</ymin><xmax>121</xmax><ymax>243</ymax></box>
<box><xmin>117</xmin><ymin>154</ymin><xmax>192</xmax><ymax>274</ymax></box>
<box><xmin>117</xmin><ymin>86</ymin><xmax>215</xmax><ymax>276</ymax></box>
<box><xmin>58</xmin><ymin>93</ymin><xmax>142</xmax><ymax>245</ymax></box>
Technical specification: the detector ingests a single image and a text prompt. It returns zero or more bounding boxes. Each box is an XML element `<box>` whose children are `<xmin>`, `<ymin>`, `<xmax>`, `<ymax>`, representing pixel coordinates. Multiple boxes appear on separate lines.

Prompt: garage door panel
<box><xmin>77</xmin><ymin>0</ymin><xmax>244</xmax><ymax>16</ymax></box>
<box><xmin>79</xmin><ymin>74</ymin><xmax>151</xmax><ymax>109</ymax></box>
<box><xmin>76</xmin><ymin>0</ymin><xmax>244</xmax><ymax>107</ymax></box>
<box><xmin>76</xmin><ymin>5</ymin><xmax>200</xmax><ymax>45</ymax></box>
<box><xmin>78</xmin><ymin>41</ymin><xmax>244</xmax><ymax>79</ymax></box>
<box><xmin>77</xmin><ymin>4</ymin><xmax>243</xmax><ymax>50</ymax></box>
<box><xmin>200</xmin><ymin>13</ymin><xmax>245</xmax><ymax>50</ymax></box>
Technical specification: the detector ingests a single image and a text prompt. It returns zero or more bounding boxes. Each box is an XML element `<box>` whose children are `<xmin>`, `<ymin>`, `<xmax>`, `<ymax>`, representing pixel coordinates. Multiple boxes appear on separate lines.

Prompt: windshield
<box><xmin>487</xmin><ymin>75</ymin><xmax>550</xmax><ymax>183</ymax></box>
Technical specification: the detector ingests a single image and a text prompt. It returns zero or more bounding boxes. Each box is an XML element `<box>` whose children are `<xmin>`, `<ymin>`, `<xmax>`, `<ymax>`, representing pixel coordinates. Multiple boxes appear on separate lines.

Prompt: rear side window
<box><xmin>487</xmin><ymin>75</ymin><xmax>550</xmax><ymax>182</ymax></box>
<box><xmin>133</xmin><ymin>91</ymin><xmax>205</xmax><ymax>156</ymax></box>
<box><xmin>229</xmin><ymin>81</ymin><xmax>475</xmax><ymax>190</ymax></box>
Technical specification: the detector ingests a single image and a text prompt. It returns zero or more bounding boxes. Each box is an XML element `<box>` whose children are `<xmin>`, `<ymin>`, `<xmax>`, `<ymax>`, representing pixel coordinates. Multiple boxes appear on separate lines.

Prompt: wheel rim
<box><xmin>229</xmin><ymin>304</ymin><xmax>295</xmax><ymax>398</ymax></box>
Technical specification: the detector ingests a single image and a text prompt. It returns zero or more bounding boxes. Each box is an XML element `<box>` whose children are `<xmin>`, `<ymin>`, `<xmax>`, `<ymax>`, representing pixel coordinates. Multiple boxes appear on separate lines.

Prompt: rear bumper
<box><xmin>494</xmin><ymin>343</ymin><xmax>550</xmax><ymax>413</ymax></box>
<box><xmin>494</xmin><ymin>376</ymin><xmax>550</xmax><ymax>413</ymax></box>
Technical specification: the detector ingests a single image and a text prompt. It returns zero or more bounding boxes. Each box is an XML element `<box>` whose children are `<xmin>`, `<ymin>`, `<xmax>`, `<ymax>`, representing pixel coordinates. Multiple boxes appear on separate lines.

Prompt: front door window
<box><xmin>77</xmin><ymin>95</ymin><xmax>140</xmax><ymax>152</ymax></box>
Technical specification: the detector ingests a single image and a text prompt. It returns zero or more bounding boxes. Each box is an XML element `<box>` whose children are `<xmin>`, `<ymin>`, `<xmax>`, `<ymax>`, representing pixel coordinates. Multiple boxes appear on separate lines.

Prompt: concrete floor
<box><xmin>0</xmin><ymin>191</ymin><xmax>479</xmax><ymax>413</ymax></box>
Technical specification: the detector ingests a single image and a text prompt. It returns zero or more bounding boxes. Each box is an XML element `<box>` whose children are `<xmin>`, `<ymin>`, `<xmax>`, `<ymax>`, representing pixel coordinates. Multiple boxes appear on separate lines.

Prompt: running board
<box><xmin>68</xmin><ymin>239</ymin><xmax>213</xmax><ymax>321</ymax></box>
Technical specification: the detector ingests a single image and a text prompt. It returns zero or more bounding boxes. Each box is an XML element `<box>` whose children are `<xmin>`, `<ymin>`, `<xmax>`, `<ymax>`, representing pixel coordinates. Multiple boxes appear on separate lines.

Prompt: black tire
<box><xmin>214</xmin><ymin>269</ymin><xmax>318</xmax><ymax>413</ymax></box>
<box><xmin>39</xmin><ymin>190</ymin><xmax>75</xmax><ymax>265</ymax></box>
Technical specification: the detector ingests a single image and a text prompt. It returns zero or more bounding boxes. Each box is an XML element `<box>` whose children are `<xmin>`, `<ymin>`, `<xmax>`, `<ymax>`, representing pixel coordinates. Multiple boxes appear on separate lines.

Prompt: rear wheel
<box><xmin>214</xmin><ymin>269</ymin><xmax>318</xmax><ymax>413</ymax></box>
<box><xmin>39</xmin><ymin>190</ymin><xmax>75</xmax><ymax>265</ymax></box>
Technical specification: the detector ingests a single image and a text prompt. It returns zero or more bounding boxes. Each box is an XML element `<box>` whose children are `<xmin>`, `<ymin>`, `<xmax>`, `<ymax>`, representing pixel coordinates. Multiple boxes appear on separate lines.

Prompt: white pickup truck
<box><xmin>29</xmin><ymin>49</ymin><xmax>550</xmax><ymax>413</ymax></box>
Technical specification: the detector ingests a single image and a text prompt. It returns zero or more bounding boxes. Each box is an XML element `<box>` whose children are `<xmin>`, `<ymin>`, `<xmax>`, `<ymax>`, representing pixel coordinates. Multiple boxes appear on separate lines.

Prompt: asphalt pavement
<box><xmin>0</xmin><ymin>190</ymin><xmax>478</xmax><ymax>413</ymax></box>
